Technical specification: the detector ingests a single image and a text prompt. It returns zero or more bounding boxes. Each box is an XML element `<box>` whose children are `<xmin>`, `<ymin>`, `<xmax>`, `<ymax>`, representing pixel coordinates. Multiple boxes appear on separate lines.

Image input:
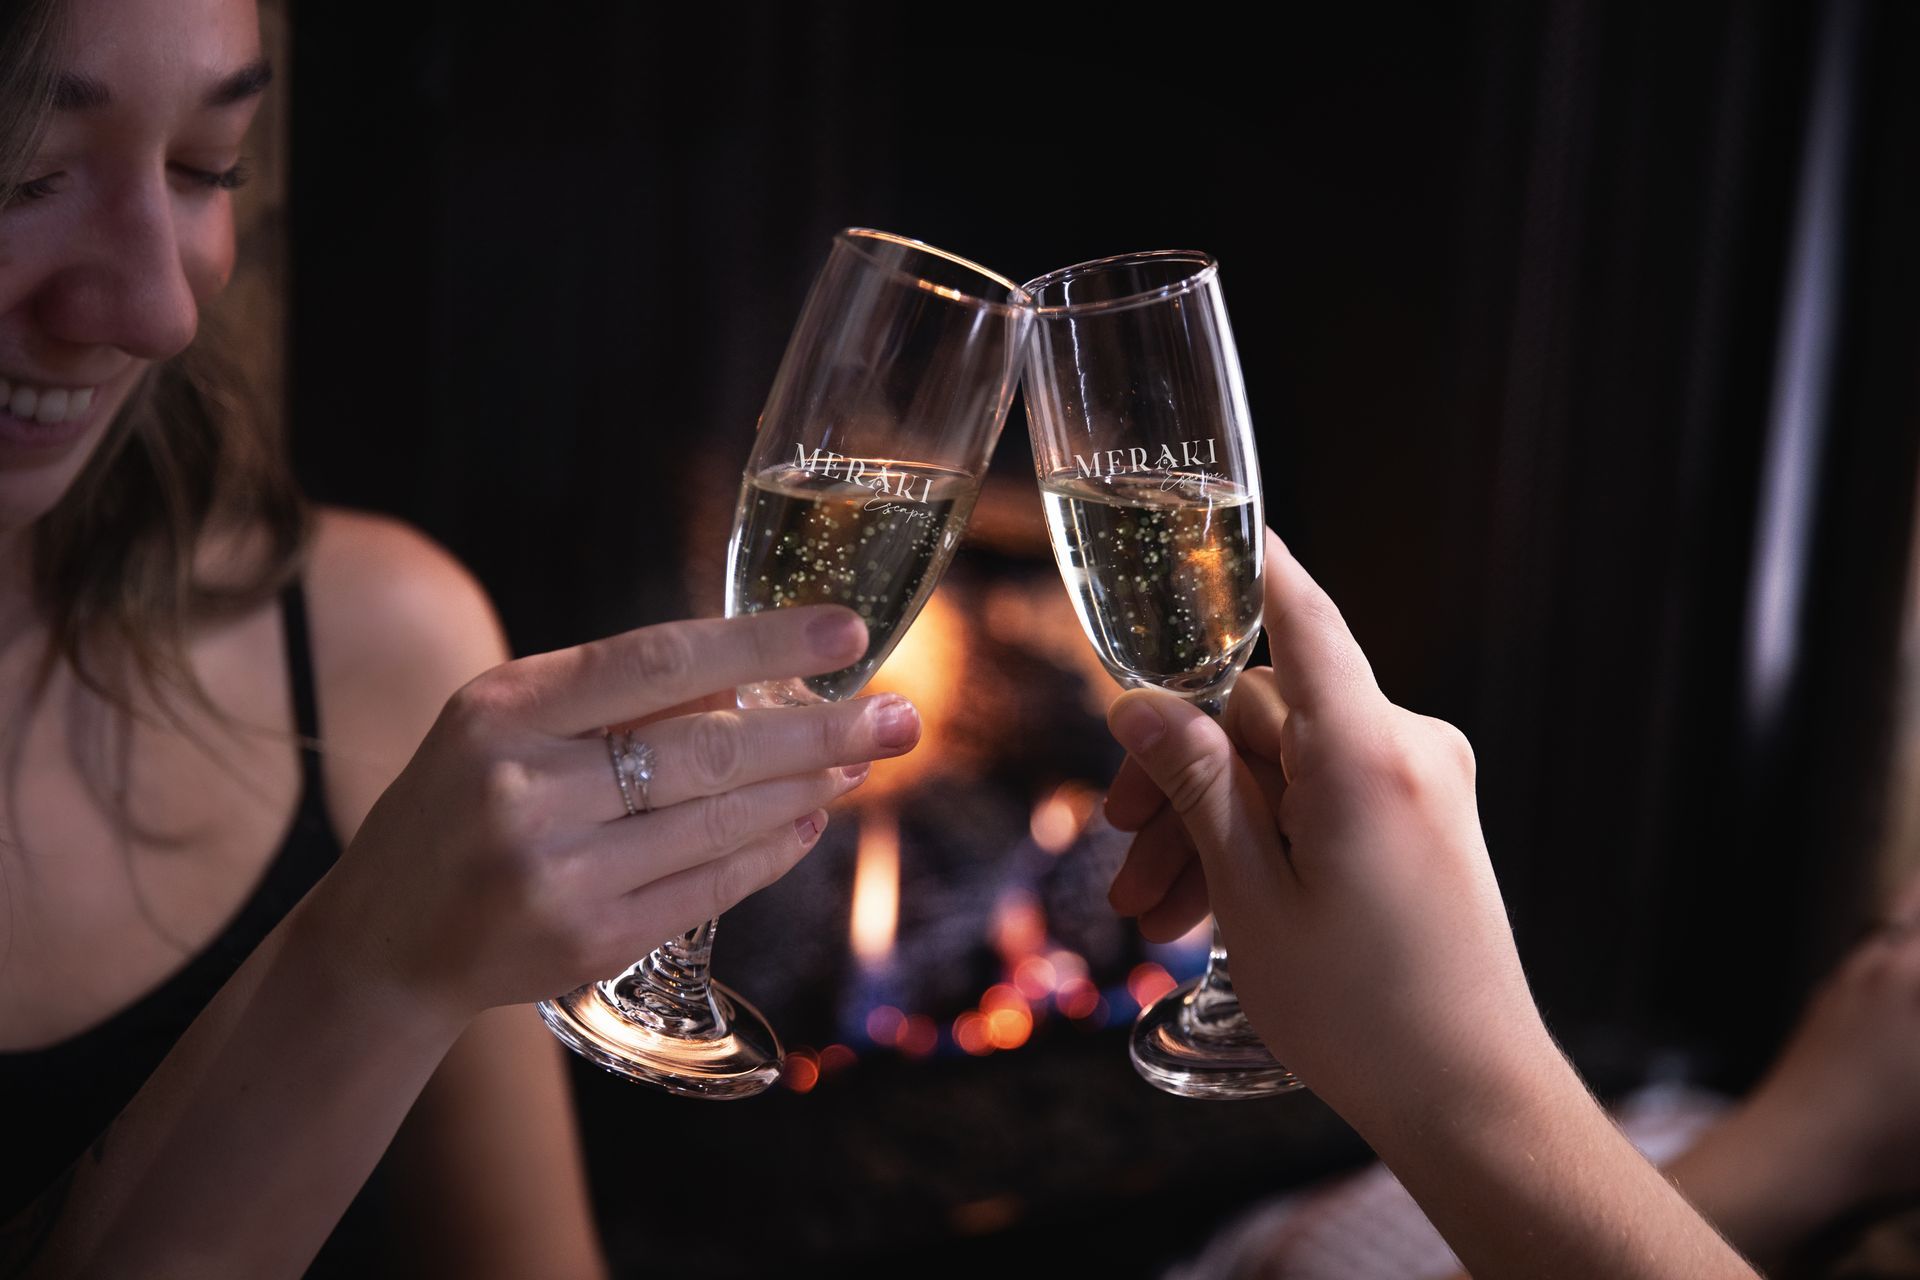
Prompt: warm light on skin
<box><xmin>0</xmin><ymin>0</ymin><xmax>265</xmax><ymax>540</ymax></box>
<box><xmin>849</xmin><ymin>808</ymin><xmax>900</xmax><ymax>966</ymax></box>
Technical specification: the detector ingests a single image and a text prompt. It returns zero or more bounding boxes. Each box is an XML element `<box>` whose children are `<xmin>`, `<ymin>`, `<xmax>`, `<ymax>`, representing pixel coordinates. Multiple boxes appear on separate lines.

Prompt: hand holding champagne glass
<box><xmin>540</xmin><ymin>230</ymin><xmax>1030</xmax><ymax>1097</ymax></box>
<box><xmin>1023</xmin><ymin>250</ymin><xmax>1293</xmax><ymax>1098</ymax></box>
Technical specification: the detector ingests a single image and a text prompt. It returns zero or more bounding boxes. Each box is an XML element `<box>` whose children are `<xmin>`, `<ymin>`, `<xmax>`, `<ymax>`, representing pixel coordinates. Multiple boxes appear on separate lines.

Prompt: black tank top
<box><xmin>0</xmin><ymin>583</ymin><xmax>391</xmax><ymax>1268</ymax></box>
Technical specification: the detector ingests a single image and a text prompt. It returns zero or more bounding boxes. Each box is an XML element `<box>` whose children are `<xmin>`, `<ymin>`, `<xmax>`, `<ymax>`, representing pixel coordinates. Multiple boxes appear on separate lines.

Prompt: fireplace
<box><xmin>566</xmin><ymin>472</ymin><xmax>1375</xmax><ymax>1278</ymax></box>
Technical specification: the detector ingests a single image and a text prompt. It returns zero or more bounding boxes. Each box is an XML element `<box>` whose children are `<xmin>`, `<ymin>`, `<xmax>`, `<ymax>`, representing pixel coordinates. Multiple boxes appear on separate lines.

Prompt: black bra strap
<box><xmin>280</xmin><ymin>580</ymin><xmax>323</xmax><ymax>747</ymax></box>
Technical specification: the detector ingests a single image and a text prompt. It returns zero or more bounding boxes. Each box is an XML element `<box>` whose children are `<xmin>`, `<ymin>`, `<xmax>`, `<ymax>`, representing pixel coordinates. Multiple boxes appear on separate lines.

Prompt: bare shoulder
<box><xmin>306</xmin><ymin>507</ymin><xmax>505</xmax><ymax>671</ymax></box>
<box><xmin>305</xmin><ymin>508</ymin><xmax>511</xmax><ymax>834</ymax></box>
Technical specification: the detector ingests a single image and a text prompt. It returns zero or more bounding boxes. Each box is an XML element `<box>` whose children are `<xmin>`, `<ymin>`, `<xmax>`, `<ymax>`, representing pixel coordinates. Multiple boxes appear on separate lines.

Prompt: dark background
<box><xmin>288</xmin><ymin>2</ymin><xmax>1920</xmax><ymax>1275</ymax></box>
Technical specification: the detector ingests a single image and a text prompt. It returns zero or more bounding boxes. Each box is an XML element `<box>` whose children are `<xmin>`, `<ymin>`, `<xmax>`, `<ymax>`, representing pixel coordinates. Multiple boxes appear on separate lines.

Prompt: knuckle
<box><xmin>1164</xmin><ymin>747</ymin><xmax>1229</xmax><ymax>817</ymax></box>
<box><xmin>700</xmin><ymin>789</ymin><xmax>753</xmax><ymax>850</ymax></box>
<box><xmin>1432</xmin><ymin>719</ymin><xmax>1477</xmax><ymax>778</ymax></box>
<box><xmin>443</xmin><ymin>667</ymin><xmax>528</xmax><ymax>738</ymax></box>
<box><xmin>689</xmin><ymin>712</ymin><xmax>746</xmax><ymax>788</ymax></box>
<box><xmin>822</xmin><ymin>703</ymin><xmax>855</xmax><ymax>759</ymax></box>
<box><xmin>1369</xmin><ymin>716</ymin><xmax>1472</xmax><ymax>801</ymax></box>
<box><xmin>625</xmin><ymin>627</ymin><xmax>695</xmax><ymax>688</ymax></box>
<box><xmin>478</xmin><ymin>755</ymin><xmax>538</xmax><ymax>824</ymax></box>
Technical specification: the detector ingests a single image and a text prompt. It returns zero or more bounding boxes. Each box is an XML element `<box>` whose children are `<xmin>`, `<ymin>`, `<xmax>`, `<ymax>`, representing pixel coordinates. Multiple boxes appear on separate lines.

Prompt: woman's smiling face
<box><xmin>0</xmin><ymin>0</ymin><xmax>265</xmax><ymax>535</ymax></box>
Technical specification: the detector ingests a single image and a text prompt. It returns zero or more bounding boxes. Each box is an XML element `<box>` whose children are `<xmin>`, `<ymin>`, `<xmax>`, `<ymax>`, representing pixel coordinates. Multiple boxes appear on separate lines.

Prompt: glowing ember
<box><xmin>782</xmin><ymin>1047</ymin><xmax>821</xmax><ymax>1093</ymax></box>
<box><xmin>1029</xmin><ymin>780</ymin><xmax>1099</xmax><ymax>853</ymax></box>
<box><xmin>1128</xmin><ymin>963</ymin><xmax>1178</xmax><ymax>1008</ymax></box>
<box><xmin>1045</xmin><ymin>949</ymin><xmax>1089</xmax><ymax>983</ymax></box>
<box><xmin>850</xmin><ymin>809</ymin><xmax>901</xmax><ymax>967</ymax></box>
<box><xmin>866</xmin><ymin>1005</ymin><xmax>906</xmax><ymax>1045</ymax></box>
<box><xmin>978</xmin><ymin>984</ymin><xmax>1035</xmax><ymax>1050</ymax></box>
<box><xmin>1056</xmin><ymin>977</ymin><xmax>1101</xmax><ymax>1020</ymax></box>
<box><xmin>992</xmin><ymin>890</ymin><xmax>1047</xmax><ymax>962</ymax></box>
<box><xmin>985</xmin><ymin>1005</ymin><xmax>1033</xmax><ymax>1050</ymax></box>
<box><xmin>900</xmin><ymin>1014</ymin><xmax>939</xmax><ymax>1058</ymax></box>
<box><xmin>953</xmin><ymin>1011</ymin><xmax>993</xmax><ymax>1055</ymax></box>
<box><xmin>1012</xmin><ymin>955</ymin><xmax>1058</xmax><ymax>1000</ymax></box>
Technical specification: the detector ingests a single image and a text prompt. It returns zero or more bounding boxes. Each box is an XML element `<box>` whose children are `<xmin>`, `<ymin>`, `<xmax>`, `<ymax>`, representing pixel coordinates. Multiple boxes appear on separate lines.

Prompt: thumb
<box><xmin>1108</xmin><ymin>689</ymin><xmax>1282</xmax><ymax>881</ymax></box>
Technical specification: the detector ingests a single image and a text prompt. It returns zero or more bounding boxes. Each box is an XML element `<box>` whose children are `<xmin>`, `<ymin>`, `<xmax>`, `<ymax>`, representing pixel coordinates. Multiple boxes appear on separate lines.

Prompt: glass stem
<box><xmin>1178</xmin><ymin>685</ymin><xmax>1259</xmax><ymax>1043</ymax></box>
<box><xmin>608</xmin><ymin>917</ymin><xmax>729</xmax><ymax>1039</ymax></box>
<box><xmin>1181</xmin><ymin>921</ymin><xmax>1252</xmax><ymax>1040</ymax></box>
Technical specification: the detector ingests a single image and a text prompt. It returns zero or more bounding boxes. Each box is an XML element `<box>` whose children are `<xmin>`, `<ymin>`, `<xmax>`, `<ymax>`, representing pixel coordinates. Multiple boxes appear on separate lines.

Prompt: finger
<box><xmin>1109</xmin><ymin>805</ymin><xmax>1200</xmax><ymax>917</ymax></box>
<box><xmin>573</xmin><ymin>694</ymin><xmax>920</xmax><ymax>819</ymax></box>
<box><xmin>510</xmin><ymin>605</ymin><xmax>871</xmax><ymax>736</ymax></box>
<box><xmin>1138</xmin><ymin>857</ymin><xmax>1211</xmax><ymax>943</ymax></box>
<box><xmin>1222</xmin><ymin>666</ymin><xmax>1289</xmax><ymax>765</ymax></box>
<box><xmin>1106</xmin><ymin>688</ymin><xmax>1287</xmax><ymax>893</ymax></box>
<box><xmin>1104</xmin><ymin>753</ymin><xmax>1169</xmax><ymax>832</ymax></box>
<box><xmin>1260</xmin><ymin>529</ymin><xmax>1385</xmax><ymax>721</ymax></box>
<box><xmin>574</xmin><ymin>768</ymin><xmax>860</xmax><ymax>895</ymax></box>
<box><xmin>609</xmin><ymin>809</ymin><xmax>831</xmax><ymax>947</ymax></box>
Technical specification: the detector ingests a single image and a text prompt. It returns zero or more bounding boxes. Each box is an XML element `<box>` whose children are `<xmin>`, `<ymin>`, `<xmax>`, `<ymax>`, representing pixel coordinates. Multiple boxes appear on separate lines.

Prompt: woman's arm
<box><xmin>385</xmin><ymin>1007</ymin><xmax>606</xmax><ymax>1280</ymax></box>
<box><xmin>5</xmin><ymin>517</ymin><xmax>916</xmax><ymax>1278</ymax></box>
<box><xmin>305</xmin><ymin>513</ymin><xmax>605</xmax><ymax>1279</ymax></box>
<box><xmin>1102</xmin><ymin>530</ymin><xmax>1758</xmax><ymax>1280</ymax></box>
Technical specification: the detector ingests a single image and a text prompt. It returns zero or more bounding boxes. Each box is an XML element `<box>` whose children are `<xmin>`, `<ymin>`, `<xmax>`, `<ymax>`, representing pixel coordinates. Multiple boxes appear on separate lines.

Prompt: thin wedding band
<box><xmin>605</xmin><ymin>730</ymin><xmax>638</xmax><ymax>817</ymax></box>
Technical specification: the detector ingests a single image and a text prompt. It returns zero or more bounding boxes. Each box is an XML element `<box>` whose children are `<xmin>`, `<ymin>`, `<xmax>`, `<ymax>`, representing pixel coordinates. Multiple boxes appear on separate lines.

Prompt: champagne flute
<box><xmin>539</xmin><ymin>229</ymin><xmax>1030</xmax><ymax>1097</ymax></box>
<box><xmin>1022</xmin><ymin>250</ymin><xmax>1298</xmax><ymax>1099</ymax></box>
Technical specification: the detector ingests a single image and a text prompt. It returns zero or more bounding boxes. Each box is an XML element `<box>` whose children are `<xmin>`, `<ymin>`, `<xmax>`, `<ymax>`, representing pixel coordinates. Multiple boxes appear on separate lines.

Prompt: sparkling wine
<box><xmin>727</xmin><ymin>458</ymin><xmax>978</xmax><ymax>703</ymax></box>
<box><xmin>1040</xmin><ymin>469</ymin><xmax>1262</xmax><ymax>703</ymax></box>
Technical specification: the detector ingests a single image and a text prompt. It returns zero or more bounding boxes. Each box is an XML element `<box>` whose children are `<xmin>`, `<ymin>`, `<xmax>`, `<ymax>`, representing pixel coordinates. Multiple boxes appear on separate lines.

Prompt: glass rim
<box><xmin>1021</xmin><ymin>250</ymin><xmax>1219</xmax><ymax>317</ymax></box>
<box><xmin>836</xmin><ymin>228</ymin><xmax>1032</xmax><ymax>313</ymax></box>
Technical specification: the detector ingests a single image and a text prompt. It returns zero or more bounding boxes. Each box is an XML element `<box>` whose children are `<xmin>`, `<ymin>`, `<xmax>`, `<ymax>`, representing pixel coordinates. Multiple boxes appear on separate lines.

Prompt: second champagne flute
<box><xmin>1023</xmin><ymin>250</ymin><xmax>1298</xmax><ymax>1099</ymax></box>
<box><xmin>539</xmin><ymin>229</ymin><xmax>1031</xmax><ymax>1097</ymax></box>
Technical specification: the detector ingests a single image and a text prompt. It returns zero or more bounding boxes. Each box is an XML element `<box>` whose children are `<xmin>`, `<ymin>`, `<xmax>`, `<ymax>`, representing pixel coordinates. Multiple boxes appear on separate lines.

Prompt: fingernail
<box><xmin>871</xmin><ymin>695</ymin><xmax>919</xmax><ymax>748</ymax></box>
<box><xmin>840</xmin><ymin>761</ymin><xmax>871</xmax><ymax>786</ymax></box>
<box><xmin>809</xmin><ymin>611</ymin><xmax>867</xmax><ymax>659</ymax></box>
<box><xmin>795</xmin><ymin>810</ymin><xmax>828</xmax><ymax>843</ymax></box>
<box><xmin>1110</xmin><ymin>699</ymin><xmax>1166</xmax><ymax>752</ymax></box>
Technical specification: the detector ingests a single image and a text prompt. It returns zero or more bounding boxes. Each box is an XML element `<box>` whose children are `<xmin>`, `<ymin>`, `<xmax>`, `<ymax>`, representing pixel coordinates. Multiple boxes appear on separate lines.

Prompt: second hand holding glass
<box><xmin>1023</xmin><ymin>251</ymin><xmax>1298</xmax><ymax>1099</ymax></box>
<box><xmin>540</xmin><ymin>230</ymin><xmax>1030</xmax><ymax>1098</ymax></box>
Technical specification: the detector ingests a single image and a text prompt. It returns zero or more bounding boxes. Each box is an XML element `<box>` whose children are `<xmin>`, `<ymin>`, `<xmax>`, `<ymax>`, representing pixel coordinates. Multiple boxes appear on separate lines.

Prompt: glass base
<box><xmin>1130</xmin><ymin>974</ymin><xmax>1304</xmax><ymax>1099</ymax></box>
<box><xmin>538</xmin><ymin>979</ymin><xmax>783</xmax><ymax>1100</ymax></box>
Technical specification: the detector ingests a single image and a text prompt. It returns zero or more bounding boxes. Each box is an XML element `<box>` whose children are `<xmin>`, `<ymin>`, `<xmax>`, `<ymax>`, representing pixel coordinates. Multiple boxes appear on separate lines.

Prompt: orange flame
<box><xmin>864</xmin><ymin>590</ymin><xmax>968</xmax><ymax>798</ymax></box>
<box><xmin>850</xmin><ymin>808</ymin><xmax>900</xmax><ymax>967</ymax></box>
<box><xmin>1030</xmin><ymin>780</ymin><xmax>1099</xmax><ymax>854</ymax></box>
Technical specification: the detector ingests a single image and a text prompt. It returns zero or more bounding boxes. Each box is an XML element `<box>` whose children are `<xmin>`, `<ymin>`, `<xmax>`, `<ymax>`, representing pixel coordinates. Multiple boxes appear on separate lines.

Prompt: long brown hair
<box><xmin>2</xmin><ymin>0</ymin><xmax>310</xmax><ymax>720</ymax></box>
<box><xmin>0</xmin><ymin>0</ymin><xmax>62</xmax><ymax>211</ymax></box>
